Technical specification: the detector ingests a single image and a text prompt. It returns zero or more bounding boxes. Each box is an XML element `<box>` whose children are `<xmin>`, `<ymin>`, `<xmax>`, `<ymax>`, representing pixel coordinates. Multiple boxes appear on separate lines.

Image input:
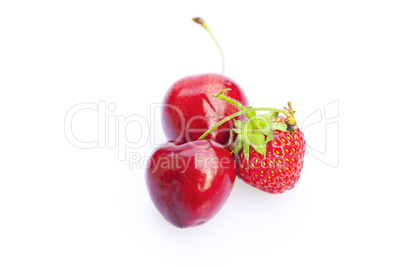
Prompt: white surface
<box><xmin>1</xmin><ymin>1</ymin><xmax>401</xmax><ymax>267</ymax></box>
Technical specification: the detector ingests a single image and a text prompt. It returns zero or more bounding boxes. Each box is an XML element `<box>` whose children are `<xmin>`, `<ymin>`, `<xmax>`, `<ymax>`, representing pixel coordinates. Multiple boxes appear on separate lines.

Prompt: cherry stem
<box><xmin>193</xmin><ymin>17</ymin><xmax>225</xmax><ymax>74</ymax></box>
<box><xmin>212</xmin><ymin>88</ymin><xmax>258</xmax><ymax>128</ymax></box>
<box><xmin>198</xmin><ymin>107</ymin><xmax>289</xmax><ymax>140</ymax></box>
<box><xmin>212</xmin><ymin>89</ymin><xmax>246</xmax><ymax>111</ymax></box>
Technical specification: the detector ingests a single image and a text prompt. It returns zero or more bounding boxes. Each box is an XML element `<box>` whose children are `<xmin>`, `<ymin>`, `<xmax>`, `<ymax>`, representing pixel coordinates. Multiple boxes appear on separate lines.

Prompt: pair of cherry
<box><xmin>147</xmin><ymin>72</ymin><xmax>246</xmax><ymax>228</ymax></box>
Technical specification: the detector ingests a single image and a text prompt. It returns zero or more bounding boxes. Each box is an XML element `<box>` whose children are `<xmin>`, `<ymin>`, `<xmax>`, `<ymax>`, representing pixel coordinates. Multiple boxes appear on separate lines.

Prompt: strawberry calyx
<box><xmin>198</xmin><ymin>89</ymin><xmax>298</xmax><ymax>161</ymax></box>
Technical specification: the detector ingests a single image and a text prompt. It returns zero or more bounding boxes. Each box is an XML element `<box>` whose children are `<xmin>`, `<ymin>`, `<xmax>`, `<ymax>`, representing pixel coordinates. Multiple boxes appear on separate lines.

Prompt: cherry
<box><xmin>162</xmin><ymin>18</ymin><xmax>248</xmax><ymax>145</ymax></box>
<box><xmin>146</xmin><ymin>139</ymin><xmax>236</xmax><ymax>228</ymax></box>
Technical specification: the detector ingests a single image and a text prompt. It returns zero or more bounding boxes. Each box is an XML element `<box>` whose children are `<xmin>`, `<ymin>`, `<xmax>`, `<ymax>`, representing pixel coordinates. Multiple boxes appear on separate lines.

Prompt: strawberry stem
<box><xmin>284</xmin><ymin>101</ymin><xmax>297</xmax><ymax>134</ymax></box>
<box><xmin>198</xmin><ymin>107</ymin><xmax>289</xmax><ymax>140</ymax></box>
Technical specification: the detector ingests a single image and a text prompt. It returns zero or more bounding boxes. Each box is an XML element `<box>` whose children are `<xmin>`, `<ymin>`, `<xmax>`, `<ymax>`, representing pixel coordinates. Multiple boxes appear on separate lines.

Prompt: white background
<box><xmin>1</xmin><ymin>1</ymin><xmax>401</xmax><ymax>267</ymax></box>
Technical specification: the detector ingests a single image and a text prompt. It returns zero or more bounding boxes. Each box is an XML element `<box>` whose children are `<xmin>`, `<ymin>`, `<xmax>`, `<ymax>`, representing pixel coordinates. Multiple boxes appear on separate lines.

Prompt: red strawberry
<box><xmin>199</xmin><ymin>90</ymin><xmax>306</xmax><ymax>194</ymax></box>
<box><xmin>235</xmin><ymin>117</ymin><xmax>306</xmax><ymax>193</ymax></box>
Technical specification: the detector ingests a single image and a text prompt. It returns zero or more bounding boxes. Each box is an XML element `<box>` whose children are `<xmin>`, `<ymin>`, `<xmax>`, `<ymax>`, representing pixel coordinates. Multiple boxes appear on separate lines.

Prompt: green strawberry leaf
<box><xmin>253</xmin><ymin>116</ymin><xmax>267</xmax><ymax>130</ymax></box>
<box><xmin>243</xmin><ymin>141</ymin><xmax>250</xmax><ymax>161</ymax></box>
<box><xmin>240</xmin><ymin>120</ymin><xmax>251</xmax><ymax>137</ymax></box>
<box><xmin>260</xmin><ymin>126</ymin><xmax>273</xmax><ymax>143</ymax></box>
<box><xmin>233</xmin><ymin>119</ymin><xmax>244</xmax><ymax>128</ymax></box>
<box><xmin>272</xmin><ymin>122</ymin><xmax>288</xmax><ymax>132</ymax></box>
<box><xmin>228</xmin><ymin>109</ymin><xmax>287</xmax><ymax>160</ymax></box>
<box><xmin>259</xmin><ymin>112</ymin><xmax>278</xmax><ymax>122</ymax></box>
<box><xmin>250</xmin><ymin>133</ymin><xmax>266</xmax><ymax>156</ymax></box>
<box><xmin>232</xmin><ymin>134</ymin><xmax>243</xmax><ymax>154</ymax></box>
<box><xmin>227</xmin><ymin>128</ymin><xmax>236</xmax><ymax>146</ymax></box>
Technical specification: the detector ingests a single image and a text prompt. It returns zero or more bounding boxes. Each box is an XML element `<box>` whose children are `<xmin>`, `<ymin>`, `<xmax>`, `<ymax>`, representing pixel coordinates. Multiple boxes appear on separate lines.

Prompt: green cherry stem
<box><xmin>193</xmin><ymin>17</ymin><xmax>225</xmax><ymax>74</ymax></box>
<box><xmin>212</xmin><ymin>88</ymin><xmax>258</xmax><ymax>128</ymax></box>
<box><xmin>212</xmin><ymin>89</ymin><xmax>247</xmax><ymax>111</ymax></box>
<box><xmin>198</xmin><ymin>107</ymin><xmax>289</xmax><ymax>140</ymax></box>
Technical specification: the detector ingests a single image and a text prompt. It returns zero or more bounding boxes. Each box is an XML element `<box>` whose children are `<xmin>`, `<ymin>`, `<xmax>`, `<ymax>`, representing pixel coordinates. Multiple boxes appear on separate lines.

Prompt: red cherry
<box><xmin>146</xmin><ymin>139</ymin><xmax>236</xmax><ymax>228</ymax></box>
<box><xmin>161</xmin><ymin>18</ymin><xmax>248</xmax><ymax>145</ymax></box>
<box><xmin>162</xmin><ymin>73</ymin><xmax>248</xmax><ymax>145</ymax></box>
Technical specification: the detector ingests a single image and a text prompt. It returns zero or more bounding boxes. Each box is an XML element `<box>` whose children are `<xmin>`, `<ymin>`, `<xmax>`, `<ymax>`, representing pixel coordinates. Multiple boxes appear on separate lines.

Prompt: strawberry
<box><xmin>199</xmin><ymin>89</ymin><xmax>306</xmax><ymax>193</ymax></box>
<box><xmin>235</xmin><ymin>116</ymin><xmax>305</xmax><ymax>193</ymax></box>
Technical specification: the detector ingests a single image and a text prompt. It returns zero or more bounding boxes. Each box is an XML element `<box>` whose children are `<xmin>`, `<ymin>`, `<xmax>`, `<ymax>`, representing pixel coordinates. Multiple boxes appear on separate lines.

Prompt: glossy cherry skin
<box><xmin>146</xmin><ymin>139</ymin><xmax>236</xmax><ymax>228</ymax></box>
<box><xmin>162</xmin><ymin>73</ymin><xmax>248</xmax><ymax>145</ymax></box>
